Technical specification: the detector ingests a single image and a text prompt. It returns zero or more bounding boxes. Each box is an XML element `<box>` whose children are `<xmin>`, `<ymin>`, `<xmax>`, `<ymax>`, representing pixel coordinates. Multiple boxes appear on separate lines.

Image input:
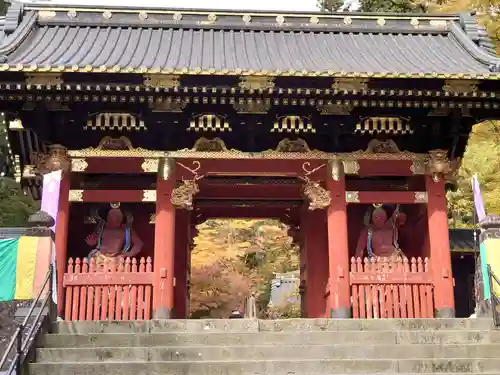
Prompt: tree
<box><xmin>189</xmin><ymin>261</ymin><xmax>251</xmax><ymax>318</ymax></box>
<box><xmin>318</xmin><ymin>0</ymin><xmax>429</xmax><ymax>12</ymax></box>
<box><xmin>0</xmin><ymin>178</ymin><xmax>38</xmax><ymax>227</ymax></box>
<box><xmin>447</xmin><ymin>122</ymin><xmax>500</xmax><ymax>227</ymax></box>
<box><xmin>359</xmin><ymin>0</ymin><xmax>428</xmax><ymax>12</ymax></box>
<box><xmin>0</xmin><ymin>0</ymin><xmax>7</xmax><ymax>16</ymax></box>
<box><xmin>190</xmin><ymin>219</ymin><xmax>299</xmax><ymax>318</ymax></box>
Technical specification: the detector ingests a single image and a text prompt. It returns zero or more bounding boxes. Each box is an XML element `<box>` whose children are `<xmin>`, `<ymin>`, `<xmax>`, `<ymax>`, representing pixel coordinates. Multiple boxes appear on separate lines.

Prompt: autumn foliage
<box><xmin>189</xmin><ymin>219</ymin><xmax>299</xmax><ymax>318</ymax></box>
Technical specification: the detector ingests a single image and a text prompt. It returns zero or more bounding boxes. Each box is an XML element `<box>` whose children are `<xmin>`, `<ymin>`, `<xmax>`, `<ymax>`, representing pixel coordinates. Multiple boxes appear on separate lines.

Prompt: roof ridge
<box><xmin>13</xmin><ymin>0</ymin><xmax>462</xmax><ymax>18</ymax></box>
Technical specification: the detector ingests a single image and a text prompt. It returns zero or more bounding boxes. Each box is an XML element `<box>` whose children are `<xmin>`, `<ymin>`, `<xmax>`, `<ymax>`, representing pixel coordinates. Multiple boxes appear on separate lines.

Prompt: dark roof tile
<box><xmin>0</xmin><ymin>4</ymin><xmax>498</xmax><ymax>76</ymax></box>
<box><xmin>5</xmin><ymin>25</ymin><xmax>492</xmax><ymax>74</ymax></box>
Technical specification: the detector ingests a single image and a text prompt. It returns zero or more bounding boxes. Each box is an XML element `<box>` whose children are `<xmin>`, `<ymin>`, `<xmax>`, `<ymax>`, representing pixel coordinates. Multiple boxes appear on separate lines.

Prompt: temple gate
<box><xmin>2</xmin><ymin>3</ymin><xmax>500</xmax><ymax>320</ymax></box>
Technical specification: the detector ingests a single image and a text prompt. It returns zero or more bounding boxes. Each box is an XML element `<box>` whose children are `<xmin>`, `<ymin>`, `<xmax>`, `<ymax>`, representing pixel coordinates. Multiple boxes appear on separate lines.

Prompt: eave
<box><xmin>0</xmin><ymin>5</ymin><xmax>498</xmax><ymax>80</ymax></box>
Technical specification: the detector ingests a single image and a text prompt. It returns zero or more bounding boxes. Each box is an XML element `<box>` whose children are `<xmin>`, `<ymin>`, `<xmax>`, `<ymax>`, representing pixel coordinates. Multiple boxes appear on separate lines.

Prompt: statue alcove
<box><xmin>67</xmin><ymin>203</ymin><xmax>155</xmax><ymax>261</ymax></box>
<box><xmin>347</xmin><ymin>204</ymin><xmax>430</xmax><ymax>260</ymax></box>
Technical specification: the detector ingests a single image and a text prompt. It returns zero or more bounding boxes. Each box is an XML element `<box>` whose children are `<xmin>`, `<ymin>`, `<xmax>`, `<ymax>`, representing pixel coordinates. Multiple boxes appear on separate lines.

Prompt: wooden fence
<box><xmin>350</xmin><ymin>257</ymin><xmax>434</xmax><ymax>319</ymax></box>
<box><xmin>63</xmin><ymin>257</ymin><xmax>154</xmax><ymax>321</ymax></box>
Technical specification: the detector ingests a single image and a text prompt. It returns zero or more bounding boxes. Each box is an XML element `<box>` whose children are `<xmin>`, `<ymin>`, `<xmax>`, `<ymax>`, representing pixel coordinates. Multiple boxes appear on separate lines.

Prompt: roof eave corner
<box><xmin>4</xmin><ymin>1</ymin><xmax>24</xmax><ymax>34</ymax></box>
<box><xmin>451</xmin><ymin>17</ymin><xmax>500</xmax><ymax>73</ymax></box>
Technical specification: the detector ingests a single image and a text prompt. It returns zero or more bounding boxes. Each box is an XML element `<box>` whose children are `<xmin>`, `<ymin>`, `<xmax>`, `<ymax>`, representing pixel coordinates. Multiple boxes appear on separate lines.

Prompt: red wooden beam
<box><xmin>198</xmin><ymin>181</ymin><xmax>302</xmax><ymax>200</ymax></box>
<box><xmin>346</xmin><ymin>191</ymin><xmax>427</xmax><ymax>204</ymax></box>
<box><xmin>77</xmin><ymin>158</ymin><xmax>146</xmax><ymax>174</ymax></box>
<box><xmin>356</xmin><ymin>160</ymin><xmax>421</xmax><ymax>177</ymax></box>
<box><xmin>70</xmin><ymin>190</ymin><xmax>154</xmax><ymax>203</ymax></box>
<box><xmin>195</xmin><ymin>205</ymin><xmax>300</xmax><ymax>221</ymax></box>
<box><xmin>174</xmin><ymin>159</ymin><xmax>326</xmax><ymax>180</ymax></box>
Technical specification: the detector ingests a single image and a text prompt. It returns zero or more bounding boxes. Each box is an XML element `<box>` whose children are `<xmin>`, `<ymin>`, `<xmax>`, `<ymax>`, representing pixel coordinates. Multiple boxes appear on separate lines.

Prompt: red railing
<box><xmin>63</xmin><ymin>257</ymin><xmax>153</xmax><ymax>321</ymax></box>
<box><xmin>350</xmin><ymin>257</ymin><xmax>434</xmax><ymax>319</ymax></box>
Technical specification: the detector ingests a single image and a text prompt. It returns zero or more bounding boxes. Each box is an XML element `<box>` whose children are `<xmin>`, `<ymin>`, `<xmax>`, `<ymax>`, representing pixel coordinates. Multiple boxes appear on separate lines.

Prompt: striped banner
<box><xmin>0</xmin><ymin>236</ymin><xmax>52</xmax><ymax>301</ymax></box>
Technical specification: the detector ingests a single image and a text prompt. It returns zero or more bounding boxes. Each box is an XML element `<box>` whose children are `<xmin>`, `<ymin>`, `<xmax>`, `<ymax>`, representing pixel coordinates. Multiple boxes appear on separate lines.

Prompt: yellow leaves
<box><xmin>189</xmin><ymin>218</ymin><xmax>299</xmax><ymax>317</ymax></box>
<box><xmin>448</xmin><ymin>121</ymin><xmax>500</xmax><ymax>227</ymax></box>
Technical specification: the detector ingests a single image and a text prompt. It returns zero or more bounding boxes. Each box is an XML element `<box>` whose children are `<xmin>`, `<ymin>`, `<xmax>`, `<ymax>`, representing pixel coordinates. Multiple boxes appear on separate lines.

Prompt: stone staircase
<box><xmin>28</xmin><ymin>318</ymin><xmax>500</xmax><ymax>375</ymax></box>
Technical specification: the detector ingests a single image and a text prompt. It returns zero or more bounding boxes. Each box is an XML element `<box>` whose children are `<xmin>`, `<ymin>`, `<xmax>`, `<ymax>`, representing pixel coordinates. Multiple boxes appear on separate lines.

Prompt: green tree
<box><xmin>319</xmin><ymin>0</ymin><xmax>429</xmax><ymax>12</ymax></box>
<box><xmin>359</xmin><ymin>0</ymin><xmax>428</xmax><ymax>12</ymax></box>
<box><xmin>319</xmin><ymin>0</ymin><xmax>345</xmax><ymax>12</ymax></box>
<box><xmin>447</xmin><ymin>122</ymin><xmax>500</xmax><ymax>227</ymax></box>
<box><xmin>0</xmin><ymin>0</ymin><xmax>7</xmax><ymax>16</ymax></box>
<box><xmin>0</xmin><ymin>178</ymin><xmax>39</xmax><ymax>227</ymax></box>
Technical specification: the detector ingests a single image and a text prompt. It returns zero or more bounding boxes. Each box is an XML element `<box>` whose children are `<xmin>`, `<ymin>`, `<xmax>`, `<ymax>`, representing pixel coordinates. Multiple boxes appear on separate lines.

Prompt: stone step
<box><xmin>39</xmin><ymin>330</ymin><xmax>500</xmax><ymax>348</ymax></box>
<box><xmin>27</xmin><ymin>358</ymin><xmax>500</xmax><ymax>375</ymax></box>
<box><xmin>51</xmin><ymin>318</ymin><xmax>494</xmax><ymax>334</ymax></box>
<box><xmin>35</xmin><ymin>343</ymin><xmax>500</xmax><ymax>363</ymax></box>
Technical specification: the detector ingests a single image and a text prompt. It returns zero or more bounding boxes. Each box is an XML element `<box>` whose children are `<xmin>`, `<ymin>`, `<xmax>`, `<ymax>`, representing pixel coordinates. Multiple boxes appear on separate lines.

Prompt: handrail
<box><xmin>0</xmin><ymin>265</ymin><xmax>54</xmax><ymax>375</ymax></box>
<box><xmin>487</xmin><ymin>264</ymin><xmax>500</xmax><ymax>327</ymax></box>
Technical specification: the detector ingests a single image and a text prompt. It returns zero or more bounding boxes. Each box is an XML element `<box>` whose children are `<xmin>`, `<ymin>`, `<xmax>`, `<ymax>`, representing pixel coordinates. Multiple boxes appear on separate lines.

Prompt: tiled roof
<box><xmin>0</xmin><ymin>2</ymin><xmax>498</xmax><ymax>77</ymax></box>
<box><xmin>449</xmin><ymin>228</ymin><xmax>480</xmax><ymax>252</ymax></box>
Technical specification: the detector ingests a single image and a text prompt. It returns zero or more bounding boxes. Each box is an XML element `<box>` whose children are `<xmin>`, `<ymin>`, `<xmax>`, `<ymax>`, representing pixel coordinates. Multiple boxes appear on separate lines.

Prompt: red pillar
<box><xmin>425</xmin><ymin>176</ymin><xmax>455</xmax><ymax>317</ymax></box>
<box><xmin>174</xmin><ymin>211</ymin><xmax>190</xmax><ymax>318</ymax></box>
<box><xmin>326</xmin><ymin>161</ymin><xmax>351</xmax><ymax>318</ymax></box>
<box><xmin>55</xmin><ymin>171</ymin><xmax>70</xmax><ymax>318</ymax></box>
<box><xmin>303</xmin><ymin>208</ymin><xmax>328</xmax><ymax>318</ymax></box>
<box><xmin>153</xmin><ymin>169</ymin><xmax>176</xmax><ymax>319</ymax></box>
<box><xmin>298</xmin><ymin>227</ymin><xmax>307</xmax><ymax>318</ymax></box>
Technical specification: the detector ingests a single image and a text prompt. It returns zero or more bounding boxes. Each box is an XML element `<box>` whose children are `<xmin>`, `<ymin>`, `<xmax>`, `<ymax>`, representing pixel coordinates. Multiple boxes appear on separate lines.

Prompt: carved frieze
<box><xmin>233</xmin><ymin>99</ymin><xmax>271</xmax><ymax>114</ymax></box>
<box><xmin>85</xmin><ymin>113</ymin><xmax>146</xmax><ymax>131</ymax></box>
<box><xmin>171</xmin><ymin>180</ymin><xmax>200</xmax><ymax>210</ymax></box>
<box><xmin>410</xmin><ymin>161</ymin><xmax>426</xmax><ymax>175</ymax></box>
<box><xmin>33</xmin><ymin>144</ymin><xmax>70</xmax><ymax>175</ymax></box>
<box><xmin>149</xmin><ymin>98</ymin><xmax>186</xmax><ymax>112</ymax></box>
<box><xmin>272</xmin><ymin>116</ymin><xmax>315</xmax><ymax>134</ymax></box>
<box><xmin>142</xmin><ymin>190</ymin><xmax>157</xmax><ymax>202</ymax></box>
<box><xmin>191</xmin><ymin>137</ymin><xmax>228</xmax><ymax>152</ymax></box>
<box><xmin>442</xmin><ymin>79</ymin><xmax>479</xmax><ymax>94</ymax></box>
<box><xmin>317</xmin><ymin>103</ymin><xmax>352</xmax><ymax>115</ymax></box>
<box><xmin>143</xmin><ymin>74</ymin><xmax>180</xmax><ymax>89</ymax></box>
<box><xmin>238</xmin><ymin>76</ymin><xmax>275</xmax><ymax>91</ymax></box>
<box><xmin>342</xmin><ymin>160</ymin><xmax>360</xmax><ymax>175</ymax></box>
<box><xmin>69</xmin><ymin>190</ymin><xmax>84</xmax><ymax>202</ymax></box>
<box><xmin>68</xmin><ymin>136</ymin><xmax>162</xmax><ymax>158</ymax></box>
<box><xmin>302</xmin><ymin>181</ymin><xmax>331</xmax><ymax>210</ymax></box>
<box><xmin>275</xmin><ymin>138</ymin><xmax>311</xmax><ymax>153</ymax></box>
<box><xmin>141</xmin><ymin>158</ymin><xmax>159</xmax><ymax>173</ymax></box>
<box><xmin>355</xmin><ymin>117</ymin><xmax>413</xmax><ymax>135</ymax></box>
<box><xmin>414</xmin><ymin>192</ymin><xmax>428</xmax><ymax>203</ymax></box>
<box><xmin>365</xmin><ymin>138</ymin><xmax>401</xmax><ymax>153</ymax></box>
<box><xmin>427</xmin><ymin>149</ymin><xmax>451</xmax><ymax>181</ymax></box>
<box><xmin>188</xmin><ymin>113</ymin><xmax>231</xmax><ymax>132</ymax></box>
<box><xmin>71</xmin><ymin>158</ymin><xmax>88</xmax><ymax>172</ymax></box>
<box><xmin>345</xmin><ymin>191</ymin><xmax>360</xmax><ymax>203</ymax></box>
<box><xmin>25</xmin><ymin>73</ymin><xmax>63</xmax><ymax>87</ymax></box>
<box><xmin>332</xmin><ymin>78</ymin><xmax>368</xmax><ymax>92</ymax></box>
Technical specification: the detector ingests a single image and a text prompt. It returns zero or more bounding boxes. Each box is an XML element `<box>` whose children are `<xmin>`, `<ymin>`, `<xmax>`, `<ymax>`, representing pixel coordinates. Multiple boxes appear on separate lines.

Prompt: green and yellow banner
<box><xmin>0</xmin><ymin>236</ymin><xmax>51</xmax><ymax>301</ymax></box>
<box><xmin>481</xmin><ymin>238</ymin><xmax>500</xmax><ymax>300</ymax></box>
